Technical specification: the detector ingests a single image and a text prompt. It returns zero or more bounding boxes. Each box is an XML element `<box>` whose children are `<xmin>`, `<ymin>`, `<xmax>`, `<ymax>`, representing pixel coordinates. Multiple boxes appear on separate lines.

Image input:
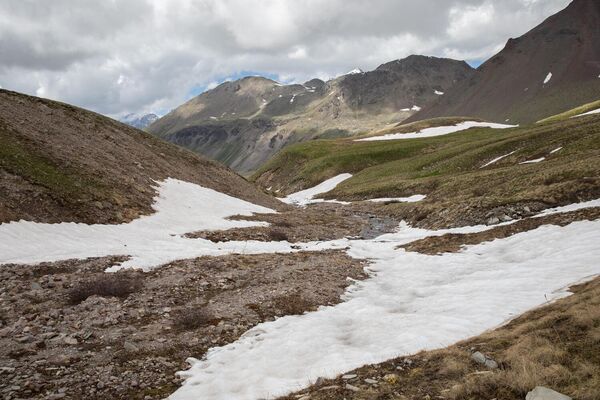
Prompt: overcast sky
<box><xmin>0</xmin><ymin>0</ymin><xmax>571</xmax><ymax>118</ymax></box>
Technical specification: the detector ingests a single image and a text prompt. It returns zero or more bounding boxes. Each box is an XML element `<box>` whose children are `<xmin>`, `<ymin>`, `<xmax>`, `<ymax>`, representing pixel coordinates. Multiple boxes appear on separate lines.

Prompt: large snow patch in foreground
<box><xmin>355</xmin><ymin>121</ymin><xmax>516</xmax><ymax>142</ymax></box>
<box><xmin>171</xmin><ymin>206</ymin><xmax>600</xmax><ymax>400</ymax></box>
<box><xmin>0</xmin><ymin>179</ymin><xmax>345</xmax><ymax>271</ymax></box>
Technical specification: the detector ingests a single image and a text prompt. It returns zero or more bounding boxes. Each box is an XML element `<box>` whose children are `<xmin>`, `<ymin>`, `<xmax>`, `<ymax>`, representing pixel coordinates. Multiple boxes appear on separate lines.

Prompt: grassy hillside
<box><xmin>537</xmin><ymin>99</ymin><xmax>600</xmax><ymax>124</ymax></box>
<box><xmin>253</xmin><ymin>114</ymin><xmax>600</xmax><ymax>227</ymax></box>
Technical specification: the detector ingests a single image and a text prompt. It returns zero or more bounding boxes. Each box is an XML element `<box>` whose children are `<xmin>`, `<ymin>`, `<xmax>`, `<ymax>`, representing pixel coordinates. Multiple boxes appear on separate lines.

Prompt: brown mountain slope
<box><xmin>148</xmin><ymin>56</ymin><xmax>474</xmax><ymax>173</ymax></box>
<box><xmin>0</xmin><ymin>89</ymin><xmax>281</xmax><ymax>225</ymax></box>
<box><xmin>410</xmin><ymin>0</ymin><xmax>600</xmax><ymax>124</ymax></box>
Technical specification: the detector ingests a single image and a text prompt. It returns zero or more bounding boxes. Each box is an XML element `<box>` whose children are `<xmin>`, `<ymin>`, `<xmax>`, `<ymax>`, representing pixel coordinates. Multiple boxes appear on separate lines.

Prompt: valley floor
<box><xmin>0</xmin><ymin>179</ymin><xmax>599</xmax><ymax>400</ymax></box>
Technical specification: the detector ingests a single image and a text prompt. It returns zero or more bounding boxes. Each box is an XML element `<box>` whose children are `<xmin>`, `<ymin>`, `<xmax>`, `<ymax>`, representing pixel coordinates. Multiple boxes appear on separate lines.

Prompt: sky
<box><xmin>0</xmin><ymin>0</ymin><xmax>571</xmax><ymax>118</ymax></box>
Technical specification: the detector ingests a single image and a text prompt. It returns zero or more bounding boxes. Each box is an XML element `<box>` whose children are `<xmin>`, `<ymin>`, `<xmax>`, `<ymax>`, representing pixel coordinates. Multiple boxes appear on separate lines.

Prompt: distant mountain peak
<box><xmin>346</xmin><ymin>68</ymin><xmax>364</xmax><ymax>75</ymax></box>
<box><xmin>120</xmin><ymin>113</ymin><xmax>159</xmax><ymax>130</ymax></box>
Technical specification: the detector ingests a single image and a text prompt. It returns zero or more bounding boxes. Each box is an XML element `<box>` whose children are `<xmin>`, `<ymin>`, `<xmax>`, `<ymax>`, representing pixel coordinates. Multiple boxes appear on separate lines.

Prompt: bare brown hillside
<box><xmin>411</xmin><ymin>0</ymin><xmax>600</xmax><ymax>124</ymax></box>
<box><xmin>0</xmin><ymin>89</ymin><xmax>281</xmax><ymax>224</ymax></box>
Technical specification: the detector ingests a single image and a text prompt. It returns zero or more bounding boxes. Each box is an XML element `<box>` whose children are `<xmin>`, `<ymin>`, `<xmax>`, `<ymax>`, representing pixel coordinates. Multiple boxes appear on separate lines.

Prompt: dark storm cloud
<box><xmin>0</xmin><ymin>0</ymin><xmax>571</xmax><ymax>117</ymax></box>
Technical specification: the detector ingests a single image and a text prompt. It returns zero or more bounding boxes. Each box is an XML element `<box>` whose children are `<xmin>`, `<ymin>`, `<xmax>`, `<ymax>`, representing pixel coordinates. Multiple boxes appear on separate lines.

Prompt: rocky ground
<box><xmin>0</xmin><ymin>251</ymin><xmax>366</xmax><ymax>400</ymax></box>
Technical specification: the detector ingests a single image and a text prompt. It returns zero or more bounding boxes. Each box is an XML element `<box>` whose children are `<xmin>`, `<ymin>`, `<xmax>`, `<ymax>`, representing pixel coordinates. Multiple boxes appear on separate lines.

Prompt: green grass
<box><xmin>537</xmin><ymin>100</ymin><xmax>600</xmax><ymax>124</ymax></box>
<box><xmin>252</xmin><ymin>115</ymin><xmax>600</xmax><ymax>220</ymax></box>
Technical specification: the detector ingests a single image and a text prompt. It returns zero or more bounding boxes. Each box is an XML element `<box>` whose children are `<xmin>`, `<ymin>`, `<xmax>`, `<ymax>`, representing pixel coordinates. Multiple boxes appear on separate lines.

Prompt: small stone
<box><xmin>124</xmin><ymin>341</ymin><xmax>139</xmax><ymax>352</ymax></box>
<box><xmin>63</xmin><ymin>336</ymin><xmax>78</xmax><ymax>345</ymax></box>
<box><xmin>383</xmin><ymin>374</ymin><xmax>399</xmax><ymax>384</ymax></box>
<box><xmin>487</xmin><ymin>217</ymin><xmax>500</xmax><ymax>225</ymax></box>
<box><xmin>526</xmin><ymin>386</ymin><xmax>572</xmax><ymax>400</ymax></box>
<box><xmin>364</xmin><ymin>378</ymin><xmax>378</xmax><ymax>384</ymax></box>
<box><xmin>341</xmin><ymin>374</ymin><xmax>357</xmax><ymax>380</ymax></box>
<box><xmin>471</xmin><ymin>351</ymin><xmax>498</xmax><ymax>369</ymax></box>
<box><xmin>345</xmin><ymin>383</ymin><xmax>360</xmax><ymax>392</ymax></box>
<box><xmin>30</xmin><ymin>282</ymin><xmax>43</xmax><ymax>290</ymax></box>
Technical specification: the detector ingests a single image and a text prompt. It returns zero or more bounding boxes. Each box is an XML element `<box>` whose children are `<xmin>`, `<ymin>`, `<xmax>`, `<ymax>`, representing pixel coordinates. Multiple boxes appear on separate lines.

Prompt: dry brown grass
<box><xmin>68</xmin><ymin>274</ymin><xmax>143</xmax><ymax>304</ymax></box>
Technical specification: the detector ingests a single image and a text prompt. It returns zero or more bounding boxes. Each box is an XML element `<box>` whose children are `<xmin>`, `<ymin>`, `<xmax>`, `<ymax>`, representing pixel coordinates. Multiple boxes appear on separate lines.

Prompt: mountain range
<box><xmin>147</xmin><ymin>0</ymin><xmax>600</xmax><ymax>172</ymax></box>
<box><xmin>410</xmin><ymin>0</ymin><xmax>600</xmax><ymax>124</ymax></box>
<box><xmin>147</xmin><ymin>56</ymin><xmax>474</xmax><ymax>173</ymax></box>
<box><xmin>120</xmin><ymin>113</ymin><xmax>159</xmax><ymax>130</ymax></box>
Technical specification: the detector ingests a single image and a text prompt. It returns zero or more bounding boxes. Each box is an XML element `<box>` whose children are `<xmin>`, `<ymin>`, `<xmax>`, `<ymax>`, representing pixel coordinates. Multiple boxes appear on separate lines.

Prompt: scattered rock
<box><xmin>63</xmin><ymin>336</ymin><xmax>78</xmax><ymax>345</ymax></box>
<box><xmin>486</xmin><ymin>216</ymin><xmax>500</xmax><ymax>225</ymax></box>
<box><xmin>345</xmin><ymin>383</ymin><xmax>360</xmax><ymax>392</ymax></box>
<box><xmin>341</xmin><ymin>374</ymin><xmax>357</xmax><ymax>380</ymax></box>
<box><xmin>471</xmin><ymin>351</ymin><xmax>498</xmax><ymax>369</ymax></box>
<box><xmin>123</xmin><ymin>341</ymin><xmax>139</xmax><ymax>352</ymax></box>
<box><xmin>526</xmin><ymin>386</ymin><xmax>572</xmax><ymax>400</ymax></box>
<box><xmin>383</xmin><ymin>373</ymin><xmax>399</xmax><ymax>384</ymax></box>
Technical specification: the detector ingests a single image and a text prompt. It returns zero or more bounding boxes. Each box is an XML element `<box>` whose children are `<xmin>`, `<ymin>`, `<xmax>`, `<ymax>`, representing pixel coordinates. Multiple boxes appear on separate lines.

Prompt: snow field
<box><xmin>355</xmin><ymin>121</ymin><xmax>516</xmax><ymax>142</ymax></box>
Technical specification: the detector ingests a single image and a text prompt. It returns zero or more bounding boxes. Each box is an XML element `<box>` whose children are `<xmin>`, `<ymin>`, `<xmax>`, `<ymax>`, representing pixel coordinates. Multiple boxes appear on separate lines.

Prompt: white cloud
<box><xmin>0</xmin><ymin>0</ymin><xmax>571</xmax><ymax>117</ymax></box>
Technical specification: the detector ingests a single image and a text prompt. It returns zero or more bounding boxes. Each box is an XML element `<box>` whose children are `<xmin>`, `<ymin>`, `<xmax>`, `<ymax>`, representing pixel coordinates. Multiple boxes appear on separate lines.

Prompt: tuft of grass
<box><xmin>267</xmin><ymin>228</ymin><xmax>289</xmax><ymax>241</ymax></box>
<box><xmin>173</xmin><ymin>308</ymin><xmax>214</xmax><ymax>331</ymax></box>
<box><xmin>68</xmin><ymin>275</ymin><xmax>142</xmax><ymax>304</ymax></box>
<box><xmin>272</xmin><ymin>292</ymin><xmax>313</xmax><ymax>316</ymax></box>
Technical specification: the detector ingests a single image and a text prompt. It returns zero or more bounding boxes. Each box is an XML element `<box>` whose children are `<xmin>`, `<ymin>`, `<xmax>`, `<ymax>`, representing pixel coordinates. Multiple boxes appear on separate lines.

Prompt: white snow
<box><xmin>0</xmin><ymin>179</ymin><xmax>285</xmax><ymax>271</ymax></box>
<box><xmin>571</xmin><ymin>108</ymin><xmax>600</xmax><ymax>118</ymax></box>
<box><xmin>519</xmin><ymin>157</ymin><xmax>545</xmax><ymax>164</ymax></box>
<box><xmin>550</xmin><ymin>147</ymin><xmax>563</xmax><ymax>154</ymax></box>
<box><xmin>411</xmin><ymin>105</ymin><xmax>422</xmax><ymax>111</ymax></box>
<box><xmin>346</xmin><ymin>68</ymin><xmax>364</xmax><ymax>75</ymax></box>
<box><xmin>401</xmin><ymin>108</ymin><xmax>411</xmax><ymax>112</ymax></box>
<box><xmin>434</xmin><ymin>90</ymin><xmax>444</xmax><ymax>95</ymax></box>
<box><xmin>281</xmin><ymin>174</ymin><xmax>353</xmax><ymax>206</ymax></box>
<box><xmin>356</xmin><ymin>121</ymin><xmax>516</xmax><ymax>142</ymax></box>
<box><xmin>170</xmin><ymin>211</ymin><xmax>600</xmax><ymax>400</ymax></box>
<box><xmin>281</xmin><ymin>176</ymin><xmax>427</xmax><ymax>206</ymax></box>
<box><xmin>368</xmin><ymin>195</ymin><xmax>426</xmax><ymax>203</ymax></box>
<box><xmin>289</xmin><ymin>94</ymin><xmax>296</xmax><ymax>103</ymax></box>
<box><xmin>480</xmin><ymin>150</ymin><xmax>518</xmax><ymax>168</ymax></box>
<box><xmin>543</xmin><ymin>72</ymin><xmax>553</xmax><ymax>84</ymax></box>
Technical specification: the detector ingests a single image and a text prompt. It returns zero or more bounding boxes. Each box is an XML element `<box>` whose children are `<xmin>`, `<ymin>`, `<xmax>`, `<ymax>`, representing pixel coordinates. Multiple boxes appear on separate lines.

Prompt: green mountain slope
<box><xmin>253</xmin><ymin>114</ymin><xmax>600</xmax><ymax>228</ymax></box>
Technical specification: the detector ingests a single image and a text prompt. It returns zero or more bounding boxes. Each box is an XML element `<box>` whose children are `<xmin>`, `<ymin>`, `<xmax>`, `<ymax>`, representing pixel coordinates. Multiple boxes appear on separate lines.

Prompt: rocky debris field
<box><xmin>0</xmin><ymin>251</ymin><xmax>366</xmax><ymax>400</ymax></box>
<box><xmin>189</xmin><ymin>202</ymin><xmax>400</xmax><ymax>242</ymax></box>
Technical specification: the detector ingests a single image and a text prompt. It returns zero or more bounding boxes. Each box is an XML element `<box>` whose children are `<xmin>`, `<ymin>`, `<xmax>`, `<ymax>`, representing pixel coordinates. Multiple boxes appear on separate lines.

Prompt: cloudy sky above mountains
<box><xmin>0</xmin><ymin>0</ymin><xmax>571</xmax><ymax>118</ymax></box>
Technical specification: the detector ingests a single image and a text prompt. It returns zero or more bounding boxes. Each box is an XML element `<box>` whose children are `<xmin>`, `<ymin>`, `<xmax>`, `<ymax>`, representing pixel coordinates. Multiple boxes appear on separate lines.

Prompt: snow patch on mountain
<box><xmin>356</xmin><ymin>121</ymin><xmax>516</xmax><ymax>142</ymax></box>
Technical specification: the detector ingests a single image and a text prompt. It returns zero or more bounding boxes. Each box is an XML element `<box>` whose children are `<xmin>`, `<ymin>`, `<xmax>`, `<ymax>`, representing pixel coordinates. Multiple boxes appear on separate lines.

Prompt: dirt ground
<box><xmin>0</xmin><ymin>251</ymin><xmax>366</xmax><ymax>400</ymax></box>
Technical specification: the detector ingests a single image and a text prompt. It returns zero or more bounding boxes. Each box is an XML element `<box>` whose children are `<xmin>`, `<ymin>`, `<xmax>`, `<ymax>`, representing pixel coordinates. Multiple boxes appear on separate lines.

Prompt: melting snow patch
<box><xmin>368</xmin><ymin>195</ymin><xmax>426</xmax><ymax>203</ymax></box>
<box><xmin>571</xmin><ymin>108</ymin><xmax>600</xmax><ymax>118</ymax></box>
<box><xmin>281</xmin><ymin>174</ymin><xmax>353</xmax><ymax>206</ymax></box>
<box><xmin>480</xmin><ymin>150</ymin><xmax>518</xmax><ymax>168</ymax></box>
<box><xmin>356</xmin><ymin>121</ymin><xmax>516</xmax><ymax>142</ymax></box>
<box><xmin>550</xmin><ymin>147</ymin><xmax>563</xmax><ymax>154</ymax></box>
<box><xmin>170</xmin><ymin>212</ymin><xmax>600</xmax><ymax>400</ymax></box>
<box><xmin>0</xmin><ymin>179</ymin><xmax>295</xmax><ymax>271</ymax></box>
<box><xmin>411</xmin><ymin>105</ymin><xmax>422</xmax><ymax>111</ymax></box>
<box><xmin>543</xmin><ymin>72</ymin><xmax>552</xmax><ymax>85</ymax></box>
<box><xmin>434</xmin><ymin>90</ymin><xmax>444</xmax><ymax>95</ymax></box>
<box><xmin>520</xmin><ymin>157</ymin><xmax>545</xmax><ymax>164</ymax></box>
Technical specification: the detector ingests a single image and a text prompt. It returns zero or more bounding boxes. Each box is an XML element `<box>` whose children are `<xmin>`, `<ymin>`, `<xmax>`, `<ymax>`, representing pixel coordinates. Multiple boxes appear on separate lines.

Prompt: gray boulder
<box><xmin>471</xmin><ymin>351</ymin><xmax>498</xmax><ymax>369</ymax></box>
<box><xmin>526</xmin><ymin>386</ymin><xmax>572</xmax><ymax>400</ymax></box>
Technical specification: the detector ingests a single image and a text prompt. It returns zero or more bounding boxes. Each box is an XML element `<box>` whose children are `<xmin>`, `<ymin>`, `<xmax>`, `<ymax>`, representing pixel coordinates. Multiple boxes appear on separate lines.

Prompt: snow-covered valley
<box><xmin>1</xmin><ymin>177</ymin><xmax>599</xmax><ymax>400</ymax></box>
